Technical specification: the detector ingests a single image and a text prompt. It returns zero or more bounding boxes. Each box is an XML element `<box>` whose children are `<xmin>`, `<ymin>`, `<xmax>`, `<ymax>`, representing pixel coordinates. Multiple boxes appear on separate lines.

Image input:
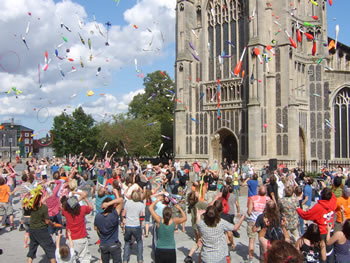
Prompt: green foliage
<box><xmin>95</xmin><ymin>115</ymin><xmax>162</xmax><ymax>157</ymax></box>
<box><xmin>52</xmin><ymin>107</ymin><xmax>98</xmax><ymax>157</ymax></box>
<box><xmin>128</xmin><ymin>70</ymin><xmax>175</xmax><ymax>157</ymax></box>
<box><xmin>305</xmin><ymin>172</ymin><xmax>322</xmax><ymax>178</ymax></box>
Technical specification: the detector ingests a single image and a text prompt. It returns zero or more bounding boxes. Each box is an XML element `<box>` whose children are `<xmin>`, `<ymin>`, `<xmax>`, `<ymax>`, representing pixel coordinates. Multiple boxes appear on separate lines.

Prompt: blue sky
<box><xmin>0</xmin><ymin>0</ymin><xmax>348</xmax><ymax>135</ymax></box>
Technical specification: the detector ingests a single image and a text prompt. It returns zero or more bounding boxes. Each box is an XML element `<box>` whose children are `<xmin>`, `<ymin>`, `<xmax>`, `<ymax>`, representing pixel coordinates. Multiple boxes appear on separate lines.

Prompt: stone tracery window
<box><xmin>207</xmin><ymin>0</ymin><xmax>242</xmax><ymax>81</ymax></box>
<box><xmin>334</xmin><ymin>87</ymin><xmax>350</xmax><ymax>158</ymax></box>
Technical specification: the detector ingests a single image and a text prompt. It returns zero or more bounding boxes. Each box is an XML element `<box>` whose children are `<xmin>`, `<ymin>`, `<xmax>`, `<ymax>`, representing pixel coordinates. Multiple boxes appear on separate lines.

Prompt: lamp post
<box><xmin>9</xmin><ymin>138</ymin><xmax>12</xmax><ymax>163</ymax></box>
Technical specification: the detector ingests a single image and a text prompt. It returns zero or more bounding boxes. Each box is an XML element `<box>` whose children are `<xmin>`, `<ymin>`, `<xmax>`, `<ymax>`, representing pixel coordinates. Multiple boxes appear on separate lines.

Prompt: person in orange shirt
<box><xmin>335</xmin><ymin>186</ymin><xmax>350</xmax><ymax>232</ymax></box>
<box><xmin>0</xmin><ymin>176</ymin><xmax>15</xmax><ymax>230</ymax></box>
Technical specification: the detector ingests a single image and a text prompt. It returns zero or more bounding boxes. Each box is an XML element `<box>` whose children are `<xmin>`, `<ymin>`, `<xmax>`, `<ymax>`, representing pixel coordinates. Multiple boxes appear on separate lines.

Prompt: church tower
<box><xmin>175</xmin><ymin>0</ymin><xmax>349</xmax><ymax>169</ymax></box>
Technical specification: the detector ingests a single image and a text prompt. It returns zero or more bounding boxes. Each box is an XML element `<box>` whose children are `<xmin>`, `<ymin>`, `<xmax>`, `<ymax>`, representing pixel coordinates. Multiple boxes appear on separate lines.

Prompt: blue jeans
<box><xmin>123</xmin><ymin>226</ymin><xmax>143</xmax><ymax>262</ymax></box>
<box><xmin>234</xmin><ymin>185</ymin><xmax>240</xmax><ymax>201</ymax></box>
<box><xmin>100</xmin><ymin>241</ymin><xmax>122</xmax><ymax>263</ymax></box>
<box><xmin>48</xmin><ymin>212</ymin><xmax>62</xmax><ymax>235</ymax></box>
<box><xmin>298</xmin><ymin>215</ymin><xmax>304</xmax><ymax>235</ymax></box>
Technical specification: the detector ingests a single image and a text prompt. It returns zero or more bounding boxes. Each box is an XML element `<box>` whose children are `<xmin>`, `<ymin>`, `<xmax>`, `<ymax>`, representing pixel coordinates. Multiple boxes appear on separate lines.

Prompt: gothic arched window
<box><xmin>207</xmin><ymin>0</ymin><xmax>242</xmax><ymax>81</ymax></box>
<box><xmin>334</xmin><ymin>87</ymin><xmax>350</xmax><ymax>158</ymax></box>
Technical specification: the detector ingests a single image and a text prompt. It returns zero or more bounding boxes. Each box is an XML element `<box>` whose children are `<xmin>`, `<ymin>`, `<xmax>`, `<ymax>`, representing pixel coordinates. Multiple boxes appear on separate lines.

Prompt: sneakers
<box><xmin>184</xmin><ymin>256</ymin><xmax>193</xmax><ymax>263</ymax></box>
<box><xmin>19</xmin><ymin>225</ymin><xmax>25</xmax><ymax>232</ymax></box>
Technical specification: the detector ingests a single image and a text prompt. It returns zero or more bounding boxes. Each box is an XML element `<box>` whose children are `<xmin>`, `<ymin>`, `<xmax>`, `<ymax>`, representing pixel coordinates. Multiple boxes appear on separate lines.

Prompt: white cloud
<box><xmin>0</xmin><ymin>0</ymin><xmax>175</xmax><ymax>124</ymax></box>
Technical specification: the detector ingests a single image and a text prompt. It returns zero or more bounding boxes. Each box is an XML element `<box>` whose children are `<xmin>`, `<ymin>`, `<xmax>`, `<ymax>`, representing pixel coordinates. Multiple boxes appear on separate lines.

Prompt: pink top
<box><xmin>104</xmin><ymin>161</ymin><xmax>111</xmax><ymax>169</ymax></box>
<box><xmin>46</xmin><ymin>180</ymin><xmax>62</xmax><ymax>217</ymax></box>
<box><xmin>248</xmin><ymin>195</ymin><xmax>270</xmax><ymax>222</ymax></box>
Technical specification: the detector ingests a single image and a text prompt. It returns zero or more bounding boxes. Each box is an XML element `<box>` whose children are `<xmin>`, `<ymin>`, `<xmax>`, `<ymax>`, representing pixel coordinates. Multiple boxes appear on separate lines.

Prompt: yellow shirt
<box><xmin>233</xmin><ymin>172</ymin><xmax>239</xmax><ymax>186</ymax></box>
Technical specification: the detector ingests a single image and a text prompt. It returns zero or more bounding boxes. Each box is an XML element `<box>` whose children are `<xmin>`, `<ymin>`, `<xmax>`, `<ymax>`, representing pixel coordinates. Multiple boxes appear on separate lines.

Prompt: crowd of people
<box><xmin>0</xmin><ymin>153</ymin><xmax>350</xmax><ymax>263</ymax></box>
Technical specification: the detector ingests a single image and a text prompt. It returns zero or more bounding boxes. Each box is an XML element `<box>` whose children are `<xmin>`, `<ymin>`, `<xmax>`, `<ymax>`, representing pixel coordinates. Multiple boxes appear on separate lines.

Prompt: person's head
<box><xmin>59</xmin><ymin>244</ymin><xmax>70</xmax><ymax>260</ymax></box>
<box><xmin>0</xmin><ymin>177</ymin><xmax>5</xmax><ymax>185</ymax></box>
<box><xmin>303</xmin><ymin>224</ymin><xmax>322</xmax><ymax>247</ymax></box>
<box><xmin>333</xmin><ymin>176</ymin><xmax>342</xmax><ymax>188</ymax></box>
<box><xmin>225</xmin><ymin>177</ymin><xmax>232</xmax><ymax>185</ymax></box>
<box><xmin>222</xmin><ymin>185</ymin><xmax>229</xmax><ymax>199</ymax></box>
<box><xmin>98</xmin><ymin>187</ymin><xmax>106</xmax><ymax>198</ymax></box>
<box><xmin>294</xmin><ymin>186</ymin><xmax>303</xmax><ymax>197</ymax></box>
<box><xmin>252</xmin><ymin>173</ymin><xmax>258</xmax><ymax>180</ymax></box>
<box><xmin>228</xmin><ymin>184</ymin><xmax>234</xmax><ymax>193</ymax></box>
<box><xmin>258</xmin><ymin>185</ymin><xmax>267</xmax><ymax>196</ymax></box>
<box><xmin>125</xmin><ymin>175</ymin><xmax>133</xmax><ymax>185</ymax></box>
<box><xmin>284</xmin><ymin>186</ymin><xmax>294</xmax><ymax>197</ymax></box>
<box><xmin>343</xmin><ymin>186</ymin><xmax>350</xmax><ymax>198</ymax></box>
<box><xmin>203</xmin><ymin>206</ymin><xmax>220</xmax><ymax>227</ymax></box>
<box><xmin>213</xmin><ymin>199</ymin><xmax>223</xmax><ymax>214</ymax></box>
<box><xmin>68</xmin><ymin>179</ymin><xmax>78</xmax><ymax>192</ymax></box>
<box><xmin>82</xmin><ymin>172</ymin><xmax>89</xmax><ymax>181</ymax></box>
<box><xmin>162</xmin><ymin>207</ymin><xmax>172</xmax><ymax>225</ymax></box>
<box><xmin>131</xmin><ymin>190</ymin><xmax>142</xmax><ymax>202</ymax></box>
<box><xmin>64</xmin><ymin>196</ymin><xmax>81</xmax><ymax>216</ymax></box>
<box><xmin>306</xmin><ymin>177</ymin><xmax>313</xmax><ymax>185</ymax></box>
<box><xmin>342</xmin><ymin>219</ymin><xmax>350</xmax><ymax>239</ymax></box>
<box><xmin>53</xmin><ymin>171</ymin><xmax>60</xmax><ymax>180</ymax></box>
<box><xmin>264</xmin><ymin>200</ymin><xmax>280</xmax><ymax>227</ymax></box>
<box><xmin>102</xmin><ymin>197</ymin><xmax>114</xmax><ymax>214</ymax></box>
<box><xmin>269</xmin><ymin>174</ymin><xmax>276</xmax><ymax>185</ymax></box>
<box><xmin>22</xmin><ymin>174</ymin><xmax>28</xmax><ymax>182</ymax></box>
<box><xmin>266</xmin><ymin>240</ymin><xmax>303</xmax><ymax>263</ymax></box>
<box><xmin>321</xmin><ymin>187</ymin><xmax>333</xmax><ymax>201</ymax></box>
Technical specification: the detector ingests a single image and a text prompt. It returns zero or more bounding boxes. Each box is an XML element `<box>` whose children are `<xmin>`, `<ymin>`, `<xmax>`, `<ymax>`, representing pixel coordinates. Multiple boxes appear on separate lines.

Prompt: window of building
<box><xmin>334</xmin><ymin>87</ymin><xmax>350</xmax><ymax>158</ymax></box>
<box><xmin>25</xmin><ymin>138</ymin><xmax>29</xmax><ymax>144</ymax></box>
<box><xmin>207</xmin><ymin>0</ymin><xmax>242</xmax><ymax>81</ymax></box>
<box><xmin>25</xmin><ymin>146</ymin><xmax>29</xmax><ymax>153</ymax></box>
<box><xmin>25</xmin><ymin>133</ymin><xmax>29</xmax><ymax>137</ymax></box>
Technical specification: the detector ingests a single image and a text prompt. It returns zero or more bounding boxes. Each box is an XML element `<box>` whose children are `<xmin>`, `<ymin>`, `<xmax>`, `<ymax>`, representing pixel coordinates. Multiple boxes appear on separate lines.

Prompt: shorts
<box><xmin>247</xmin><ymin>221</ymin><xmax>257</xmax><ymax>239</ymax></box>
<box><xmin>0</xmin><ymin>202</ymin><xmax>13</xmax><ymax>216</ymax></box>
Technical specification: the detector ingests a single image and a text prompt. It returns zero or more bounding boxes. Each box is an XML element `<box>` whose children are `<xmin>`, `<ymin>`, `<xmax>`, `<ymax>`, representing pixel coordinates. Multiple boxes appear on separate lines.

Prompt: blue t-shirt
<box><xmin>303</xmin><ymin>184</ymin><xmax>312</xmax><ymax>207</ymax></box>
<box><xmin>94</xmin><ymin>209</ymin><xmax>119</xmax><ymax>245</ymax></box>
<box><xmin>247</xmin><ymin>180</ymin><xmax>258</xmax><ymax>197</ymax></box>
<box><xmin>95</xmin><ymin>195</ymin><xmax>107</xmax><ymax>214</ymax></box>
<box><xmin>51</xmin><ymin>165</ymin><xmax>59</xmax><ymax>174</ymax></box>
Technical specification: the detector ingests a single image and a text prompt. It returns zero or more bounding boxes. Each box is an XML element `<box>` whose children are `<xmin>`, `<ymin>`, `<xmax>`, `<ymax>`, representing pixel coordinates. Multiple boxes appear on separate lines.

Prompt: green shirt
<box><xmin>190</xmin><ymin>201</ymin><xmax>208</xmax><ymax>230</ymax></box>
<box><xmin>157</xmin><ymin>222</ymin><xmax>175</xmax><ymax>249</ymax></box>
<box><xmin>30</xmin><ymin>204</ymin><xmax>49</xmax><ymax>229</ymax></box>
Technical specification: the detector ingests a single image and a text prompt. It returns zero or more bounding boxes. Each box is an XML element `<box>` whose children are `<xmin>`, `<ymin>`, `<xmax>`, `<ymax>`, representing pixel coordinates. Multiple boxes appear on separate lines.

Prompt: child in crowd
<box><xmin>55</xmin><ymin>230</ymin><xmax>75</xmax><ymax>263</ymax></box>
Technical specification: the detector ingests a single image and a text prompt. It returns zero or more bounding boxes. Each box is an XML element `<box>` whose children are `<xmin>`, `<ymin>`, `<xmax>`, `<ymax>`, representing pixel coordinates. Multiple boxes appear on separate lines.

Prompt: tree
<box><xmin>51</xmin><ymin>107</ymin><xmax>98</xmax><ymax>157</ymax></box>
<box><xmin>128</xmin><ymin>70</ymin><xmax>175</xmax><ymax>157</ymax></box>
<box><xmin>95</xmin><ymin>114</ymin><xmax>162</xmax><ymax>157</ymax></box>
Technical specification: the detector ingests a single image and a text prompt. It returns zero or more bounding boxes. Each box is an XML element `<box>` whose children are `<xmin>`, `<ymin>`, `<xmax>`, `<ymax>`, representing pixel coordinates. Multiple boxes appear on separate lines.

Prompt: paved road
<box><xmin>0</xmin><ymin>165</ymin><xmax>257</xmax><ymax>263</ymax></box>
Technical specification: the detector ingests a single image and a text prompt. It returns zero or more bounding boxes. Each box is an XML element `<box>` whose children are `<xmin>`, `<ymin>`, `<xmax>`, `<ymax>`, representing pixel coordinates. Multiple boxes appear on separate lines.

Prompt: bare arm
<box><xmin>247</xmin><ymin>197</ymin><xmax>253</xmax><ymax>216</ymax></box>
<box><xmin>173</xmin><ymin>205</ymin><xmax>187</xmax><ymax>225</ymax></box>
<box><xmin>241</xmin><ymin>177</ymin><xmax>250</xmax><ymax>187</ymax></box>
<box><xmin>320</xmin><ymin>240</ymin><xmax>326</xmax><ymax>261</ymax></box>
<box><xmin>56</xmin><ymin>230</ymin><xmax>61</xmax><ymax>249</ymax></box>
<box><xmin>149</xmin><ymin>199</ymin><xmax>161</xmax><ymax>224</ymax></box>
<box><xmin>301</xmin><ymin>195</ymin><xmax>308</xmax><ymax>206</ymax></box>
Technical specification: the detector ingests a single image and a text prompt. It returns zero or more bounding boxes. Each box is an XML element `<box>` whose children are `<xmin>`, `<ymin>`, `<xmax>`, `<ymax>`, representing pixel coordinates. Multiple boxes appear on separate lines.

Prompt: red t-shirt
<box><xmin>105</xmin><ymin>178</ymin><xmax>118</xmax><ymax>187</ymax></box>
<box><xmin>62</xmin><ymin>205</ymin><xmax>91</xmax><ymax>240</ymax></box>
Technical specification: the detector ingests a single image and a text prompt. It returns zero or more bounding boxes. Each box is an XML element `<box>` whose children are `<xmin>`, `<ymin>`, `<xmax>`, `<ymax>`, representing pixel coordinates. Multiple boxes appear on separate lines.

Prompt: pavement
<box><xmin>0</xmin><ymin>164</ymin><xmax>258</xmax><ymax>263</ymax></box>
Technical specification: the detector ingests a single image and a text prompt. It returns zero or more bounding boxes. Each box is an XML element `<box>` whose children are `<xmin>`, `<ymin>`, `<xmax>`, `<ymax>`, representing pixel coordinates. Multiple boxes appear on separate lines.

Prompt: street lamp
<box><xmin>9</xmin><ymin>138</ymin><xmax>12</xmax><ymax>163</ymax></box>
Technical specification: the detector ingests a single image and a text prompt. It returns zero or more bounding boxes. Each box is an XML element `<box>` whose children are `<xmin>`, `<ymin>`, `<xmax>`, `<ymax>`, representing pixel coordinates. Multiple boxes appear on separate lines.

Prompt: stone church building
<box><xmin>174</xmin><ymin>0</ymin><xmax>350</xmax><ymax>169</ymax></box>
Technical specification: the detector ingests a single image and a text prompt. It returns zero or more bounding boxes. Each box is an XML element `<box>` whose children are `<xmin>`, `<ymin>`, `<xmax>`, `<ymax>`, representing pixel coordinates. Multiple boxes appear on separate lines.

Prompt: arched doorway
<box><xmin>211</xmin><ymin>128</ymin><xmax>238</xmax><ymax>165</ymax></box>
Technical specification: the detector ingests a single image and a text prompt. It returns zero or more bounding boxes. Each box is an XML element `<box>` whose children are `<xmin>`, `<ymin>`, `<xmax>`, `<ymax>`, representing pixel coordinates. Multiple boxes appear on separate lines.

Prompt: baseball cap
<box><xmin>67</xmin><ymin>196</ymin><xmax>79</xmax><ymax>209</ymax></box>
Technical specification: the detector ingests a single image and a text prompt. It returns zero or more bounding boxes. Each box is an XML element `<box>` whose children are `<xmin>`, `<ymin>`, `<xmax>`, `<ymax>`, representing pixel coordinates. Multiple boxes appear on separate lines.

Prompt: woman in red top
<box><xmin>62</xmin><ymin>191</ymin><xmax>92</xmax><ymax>263</ymax></box>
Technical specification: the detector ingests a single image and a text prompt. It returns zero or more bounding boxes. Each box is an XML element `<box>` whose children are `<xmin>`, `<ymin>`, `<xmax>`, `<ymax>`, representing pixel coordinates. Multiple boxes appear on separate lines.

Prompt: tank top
<box><xmin>157</xmin><ymin>221</ymin><xmax>175</xmax><ymax>249</ymax></box>
<box><xmin>249</xmin><ymin>195</ymin><xmax>268</xmax><ymax>222</ymax></box>
<box><xmin>300</xmin><ymin>240</ymin><xmax>321</xmax><ymax>263</ymax></box>
<box><xmin>334</xmin><ymin>239</ymin><xmax>350</xmax><ymax>263</ymax></box>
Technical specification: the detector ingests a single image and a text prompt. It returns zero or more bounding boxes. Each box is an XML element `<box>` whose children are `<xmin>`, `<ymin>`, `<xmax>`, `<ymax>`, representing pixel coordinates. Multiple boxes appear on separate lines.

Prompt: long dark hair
<box><xmin>162</xmin><ymin>207</ymin><xmax>172</xmax><ymax>225</ymax></box>
<box><xmin>63</xmin><ymin>199</ymin><xmax>81</xmax><ymax>217</ymax></box>
<box><xmin>221</xmin><ymin>186</ymin><xmax>229</xmax><ymax>200</ymax></box>
<box><xmin>302</xmin><ymin>224</ymin><xmax>322</xmax><ymax>249</ymax></box>
<box><xmin>264</xmin><ymin>201</ymin><xmax>280</xmax><ymax>228</ymax></box>
<box><xmin>203</xmin><ymin>206</ymin><xmax>220</xmax><ymax>227</ymax></box>
<box><xmin>343</xmin><ymin>219</ymin><xmax>350</xmax><ymax>240</ymax></box>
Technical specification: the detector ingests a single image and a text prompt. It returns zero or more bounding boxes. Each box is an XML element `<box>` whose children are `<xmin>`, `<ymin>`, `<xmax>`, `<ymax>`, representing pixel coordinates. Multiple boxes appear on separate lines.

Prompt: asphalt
<box><xmin>0</xmin><ymin>164</ymin><xmax>257</xmax><ymax>263</ymax></box>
